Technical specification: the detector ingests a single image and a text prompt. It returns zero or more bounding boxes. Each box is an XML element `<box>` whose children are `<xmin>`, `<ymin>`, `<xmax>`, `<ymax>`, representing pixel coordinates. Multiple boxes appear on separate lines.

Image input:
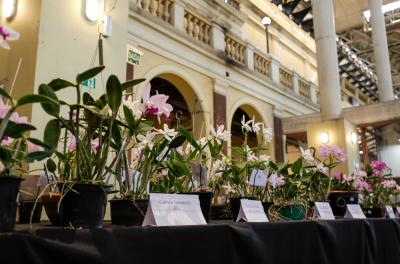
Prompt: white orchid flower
<box><xmin>210</xmin><ymin>125</ymin><xmax>231</xmax><ymax>143</ymax></box>
<box><xmin>0</xmin><ymin>25</ymin><xmax>20</xmax><ymax>50</ymax></box>
<box><xmin>123</xmin><ymin>95</ymin><xmax>142</xmax><ymax>119</ymax></box>
<box><xmin>137</xmin><ymin>131</ymin><xmax>156</xmax><ymax>149</ymax></box>
<box><xmin>263</xmin><ymin>127</ymin><xmax>273</xmax><ymax>144</ymax></box>
<box><xmin>155</xmin><ymin>124</ymin><xmax>177</xmax><ymax>141</ymax></box>
<box><xmin>251</xmin><ymin>117</ymin><xmax>263</xmax><ymax>134</ymax></box>
<box><xmin>300</xmin><ymin>147</ymin><xmax>314</xmax><ymax>163</ymax></box>
<box><xmin>241</xmin><ymin>115</ymin><xmax>253</xmax><ymax>133</ymax></box>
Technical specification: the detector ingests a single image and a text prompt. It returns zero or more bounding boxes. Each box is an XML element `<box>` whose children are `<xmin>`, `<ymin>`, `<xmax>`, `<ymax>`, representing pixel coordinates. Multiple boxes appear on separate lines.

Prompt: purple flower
<box><xmin>140</xmin><ymin>83</ymin><xmax>173</xmax><ymax>118</ymax></box>
<box><xmin>91</xmin><ymin>138</ymin><xmax>100</xmax><ymax>153</ymax></box>
<box><xmin>319</xmin><ymin>144</ymin><xmax>346</xmax><ymax>164</ymax></box>
<box><xmin>370</xmin><ymin>160</ymin><xmax>387</xmax><ymax>171</ymax></box>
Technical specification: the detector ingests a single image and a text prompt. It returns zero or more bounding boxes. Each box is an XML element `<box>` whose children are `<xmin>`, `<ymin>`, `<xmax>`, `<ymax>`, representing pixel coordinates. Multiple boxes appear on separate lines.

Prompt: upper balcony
<box><xmin>130</xmin><ymin>0</ymin><xmax>368</xmax><ymax>109</ymax></box>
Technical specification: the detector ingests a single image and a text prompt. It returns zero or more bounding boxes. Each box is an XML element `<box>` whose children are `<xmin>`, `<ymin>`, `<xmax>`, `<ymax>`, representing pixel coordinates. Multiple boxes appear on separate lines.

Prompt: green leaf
<box><xmin>83</xmin><ymin>92</ymin><xmax>95</xmax><ymax>105</ymax></box>
<box><xmin>291</xmin><ymin>158</ymin><xmax>303</xmax><ymax>174</ymax></box>
<box><xmin>70</xmin><ymin>104</ymin><xmax>107</xmax><ymax>118</ymax></box>
<box><xmin>38</xmin><ymin>84</ymin><xmax>60</xmax><ymax>116</ymax></box>
<box><xmin>122</xmin><ymin>78</ymin><xmax>146</xmax><ymax>91</ymax></box>
<box><xmin>106</xmin><ymin>75</ymin><xmax>123</xmax><ymax>113</ymax></box>
<box><xmin>76</xmin><ymin>66</ymin><xmax>105</xmax><ymax>85</ymax></box>
<box><xmin>26</xmin><ymin>151</ymin><xmax>52</xmax><ymax>163</ymax></box>
<box><xmin>169</xmin><ymin>136</ymin><xmax>186</xmax><ymax>149</ymax></box>
<box><xmin>123</xmin><ymin>105</ymin><xmax>136</xmax><ymax>128</ymax></box>
<box><xmin>17</xmin><ymin>94</ymin><xmax>59</xmax><ymax>108</ymax></box>
<box><xmin>47</xmin><ymin>78</ymin><xmax>74</xmax><ymax>91</ymax></box>
<box><xmin>4</xmin><ymin>121</ymin><xmax>36</xmax><ymax>138</ymax></box>
<box><xmin>0</xmin><ymin>88</ymin><xmax>13</xmax><ymax>103</ymax></box>
<box><xmin>46</xmin><ymin>158</ymin><xmax>57</xmax><ymax>173</ymax></box>
<box><xmin>0</xmin><ymin>146</ymin><xmax>12</xmax><ymax>163</ymax></box>
<box><xmin>111</xmin><ymin>122</ymin><xmax>122</xmax><ymax>147</ymax></box>
<box><xmin>43</xmin><ymin>119</ymin><xmax>61</xmax><ymax>151</ymax></box>
<box><xmin>231</xmin><ymin>146</ymin><xmax>245</xmax><ymax>155</ymax></box>
<box><xmin>26</xmin><ymin>138</ymin><xmax>50</xmax><ymax>149</ymax></box>
<box><xmin>178</xmin><ymin>127</ymin><xmax>199</xmax><ymax>149</ymax></box>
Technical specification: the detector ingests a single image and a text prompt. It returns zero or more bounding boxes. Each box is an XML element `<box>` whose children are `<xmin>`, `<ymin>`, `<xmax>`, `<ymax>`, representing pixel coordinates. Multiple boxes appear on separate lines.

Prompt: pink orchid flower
<box><xmin>140</xmin><ymin>83</ymin><xmax>173</xmax><ymax>118</ymax></box>
<box><xmin>1</xmin><ymin>135</ymin><xmax>13</xmax><ymax>145</ymax></box>
<box><xmin>0</xmin><ymin>97</ymin><xmax>11</xmax><ymax>119</ymax></box>
<box><xmin>91</xmin><ymin>138</ymin><xmax>100</xmax><ymax>153</ymax></box>
<box><xmin>27</xmin><ymin>142</ymin><xmax>41</xmax><ymax>153</ymax></box>
<box><xmin>0</xmin><ymin>25</ymin><xmax>20</xmax><ymax>50</ymax></box>
<box><xmin>67</xmin><ymin>133</ymin><xmax>76</xmax><ymax>152</ymax></box>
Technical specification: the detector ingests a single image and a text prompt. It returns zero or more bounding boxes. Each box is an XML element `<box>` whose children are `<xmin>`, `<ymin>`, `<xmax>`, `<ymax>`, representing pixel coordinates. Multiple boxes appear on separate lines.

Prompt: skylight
<box><xmin>363</xmin><ymin>1</ymin><xmax>400</xmax><ymax>22</ymax></box>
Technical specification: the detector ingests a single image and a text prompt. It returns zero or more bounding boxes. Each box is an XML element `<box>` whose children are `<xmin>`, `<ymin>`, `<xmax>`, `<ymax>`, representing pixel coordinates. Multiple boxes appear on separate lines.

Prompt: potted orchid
<box><xmin>109</xmin><ymin>83</ymin><xmax>185</xmax><ymax>225</ymax></box>
<box><xmin>38</xmin><ymin>65</ymin><xmax>149</xmax><ymax>228</ymax></box>
<box><xmin>228</xmin><ymin>115</ymin><xmax>273</xmax><ymax>220</ymax></box>
<box><xmin>0</xmin><ymin>24</ymin><xmax>59</xmax><ymax>232</ymax></box>
<box><xmin>358</xmin><ymin>161</ymin><xmax>393</xmax><ymax>218</ymax></box>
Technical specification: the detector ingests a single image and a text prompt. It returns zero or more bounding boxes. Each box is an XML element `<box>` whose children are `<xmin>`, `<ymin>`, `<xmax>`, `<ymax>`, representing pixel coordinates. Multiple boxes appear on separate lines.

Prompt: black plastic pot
<box><xmin>0</xmin><ymin>176</ymin><xmax>23</xmax><ymax>232</ymax></box>
<box><xmin>229</xmin><ymin>197</ymin><xmax>256</xmax><ymax>221</ymax></box>
<box><xmin>362</xmin><ymin>207</ymin><xmax>384</xmax><ymax>218</ymax></box>
<box><xmin>59</xmin><ymin>183</ymin><xmax>109</xmax><ymax>228</ymax></box>
<box><xmin>210</xmin><ymin>205</ymin><xmax>231</xmax><ymax>221</ymax></box>
<box><xmin>262</xmin><ymin>202</ymin><xmax>274</xmax><ymax>217</ymax></box>
<box><xmin>328</xmin><ymin>191</ymin><xmax>359</xmax><ymax>217</ymax></box>
<box><xmin>181</xmin><ymin>192</ymin><xmax>213</xmax><ymax>222</ymax></box>
<box><xmin>42</xmin><ymin>193</ymin><xmax>61</xmax><ymax>226</ymax></box>
<box><xmin>110</xmin><ymin>199</ymin><xmax>148</xmax><ymax>226</ymax></box>
<box><xmin>18</xmin><ymin>201</ymin><xmax>43</xmax><ymax>224</ymax></box>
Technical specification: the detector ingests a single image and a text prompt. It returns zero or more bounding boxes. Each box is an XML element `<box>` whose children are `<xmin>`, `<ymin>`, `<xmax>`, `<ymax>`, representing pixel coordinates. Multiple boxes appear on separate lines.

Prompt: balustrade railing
<box><xmin>298</xmin><ymin>79</ymin><xmax>310</xmax><ymax>99</ymax></box>
<box><xmin>137</xmin><ymin>0</ymin><xmax>173</xmax><ymax>23</ymax></box>
<box><xmin>279</xmin><ymin>68</ymin><xmax>293</xmax><ymax>90</ymax></box>
<box><xmin>224</xmin><ymin>0</ymin><xmax>240</xmax><ymax>11</ymax></box>
<box><xmin>254</xmin><ymin>52</ymin><xmax>271</xmax><ymax>77</ymax></box>
<box><xmin>184</xmin><ymin>10</ymin><xmax>211</xmax><ymax>45</ymax></box>
<box><xmin>225</xmin><ymin>35</ymin><xmax>245</xmax><ymax>65</ymax></box>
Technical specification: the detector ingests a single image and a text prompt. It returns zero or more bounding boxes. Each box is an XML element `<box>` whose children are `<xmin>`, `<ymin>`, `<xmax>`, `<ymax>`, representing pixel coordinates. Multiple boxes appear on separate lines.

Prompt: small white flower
<box><xmin>252</xmin><ymin>119</ymin><xmax>263</xmax><ymax>134</ymax></box>
<box><xmin>197</xmin><ymin>137</ymin><xmax>208</xmax><ymax>148</ymax></box>
<box><xmin>300</xmin><ymin>147</ymin><xmax>314</xmax><ymax>163</ymax></box>
<box><xmin>155</xmin><ymin>124</ymin><xmax>177</xmax><ymax>141</ymax></box>
<box><xmin>176</xmin><ymin>146</ymin><xmax>185</xmax><ymax>156</ymax></box>
<box><xmin>137</xmin><ymin>131</ymin><xmax>156</xmax><ymax>149</ymax></box>
<box><xmin>259</xmin><ymin>155</ymin><xmax>270</xmax><ymax>163</ymax></box>
<box><xmin>247</xmin><ymin>150</ymin><xmax>257</xmax><ymax>162</ymax></box>
<box><xmin>210</xmin><ymin>125</ymin><xmax>231</xmax><ymax>143</ymax></box>
<box><xmin>263</xmin><ymin>127</ymin><xmax>273</xmax><ymax>144</ymax></box>
<box><xmin>241</xmin><ymin>115</ymin><xmax>253</xmax><ymax>133</ymax></box>
<box><xmin>123</xmin><ymin>95</ymin><xmax>143</xmax><ymax>119</ymax></box>
<box><xmin>316</xmin><ymin>163</ymin><xmax>328</xmax><ymax>174</ymax></box>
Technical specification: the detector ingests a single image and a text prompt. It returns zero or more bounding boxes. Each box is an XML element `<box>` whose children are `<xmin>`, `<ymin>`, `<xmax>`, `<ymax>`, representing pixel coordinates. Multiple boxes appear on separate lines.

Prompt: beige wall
<box><xmin>307</xmin><ymin>118</ymin><xmax>360</xmax><ymax>174</ymax></box>
<box><xmin>30</xmin><ymin>0</ymin><xmax>129</xmax><ymax>159</ymax></box>
<box><xmin>0</xmin><ymin>0</ymin><xmax>42</xmax><ymax>121</ymax></box>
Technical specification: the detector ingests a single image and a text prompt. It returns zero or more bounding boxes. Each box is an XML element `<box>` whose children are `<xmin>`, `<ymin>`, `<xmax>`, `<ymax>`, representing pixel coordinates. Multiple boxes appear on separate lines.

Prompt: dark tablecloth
<box><xmin>1</xmin><ymin>219</ymin><xmax>400</xmax><ymax>264</ymax></box>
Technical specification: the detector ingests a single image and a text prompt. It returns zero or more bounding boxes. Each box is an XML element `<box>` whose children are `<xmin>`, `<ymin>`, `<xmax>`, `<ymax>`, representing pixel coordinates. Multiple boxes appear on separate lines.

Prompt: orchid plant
<box><xmin>40</xmin><ymin>66</ymin><xmax>150</xmax><ymax>188</ymax></box>
<box><xmin>229</xmin><ymin>115</ymin><xmax>273</xmax><ymax>198</ymax></box>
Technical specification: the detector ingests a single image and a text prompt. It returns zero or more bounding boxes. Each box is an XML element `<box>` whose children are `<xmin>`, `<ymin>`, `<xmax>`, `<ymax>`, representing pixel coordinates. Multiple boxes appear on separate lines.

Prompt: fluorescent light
<box><xmin>363</xmin><ymin>1</ymin><xmax>400</xmax><ymax>22</ymax></box>
<box><xmin>2</xmin><ymin>0</ymin><xmax>17</xmax><ymax>18</ymax></box>
<box><xmin>351</xmin><ymin>132</ymin><xmax>358</xmax><ymax>144</ymax></box>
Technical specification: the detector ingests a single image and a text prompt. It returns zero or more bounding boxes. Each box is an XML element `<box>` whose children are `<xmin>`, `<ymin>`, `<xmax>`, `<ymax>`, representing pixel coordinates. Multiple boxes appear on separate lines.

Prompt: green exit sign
<box><xmin>81</xmin><ymin>78</ymin><xmax>96</xmax><ymax>89</ymax></box>
<box><xmin>127</xmin><ymin>45</ymin><xmax>143</xmax><ymax>66</ymax></box>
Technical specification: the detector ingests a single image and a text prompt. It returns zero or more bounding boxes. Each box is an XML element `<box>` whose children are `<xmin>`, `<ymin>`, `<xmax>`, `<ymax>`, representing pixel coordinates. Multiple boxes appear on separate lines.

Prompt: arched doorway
<box><xmin>146</xmin><ymin>73</ymin><xmax>205</xmax><ymax>138</ymax></box>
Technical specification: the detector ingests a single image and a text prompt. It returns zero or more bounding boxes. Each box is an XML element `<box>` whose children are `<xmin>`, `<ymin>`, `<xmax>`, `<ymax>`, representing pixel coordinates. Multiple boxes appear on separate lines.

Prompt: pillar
<box><xmin>210</xmin><ymin>22</ymin><xmax>225</xmax><ymax>53</ymax></box>
<box><xmin>368</xmin><ymin>0</ymin><xmax>394</xmax><ymax>101</ymax></box>
<box><xmin>245</xmin><ymin>43</ymin><xmax>254</xmax><ymax>71</ymax></box>
<box><xmin>311</xmin><ymin>0</ymin><xmax>342</xmax><ymax>120</ymax></box>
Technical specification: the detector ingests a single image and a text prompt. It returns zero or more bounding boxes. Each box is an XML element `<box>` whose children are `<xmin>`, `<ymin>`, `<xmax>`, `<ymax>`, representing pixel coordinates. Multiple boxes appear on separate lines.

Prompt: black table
<box><xmin>1</xmin><ymin>219</ymin><xmax>400</xmax><ymax>264</ymax></box>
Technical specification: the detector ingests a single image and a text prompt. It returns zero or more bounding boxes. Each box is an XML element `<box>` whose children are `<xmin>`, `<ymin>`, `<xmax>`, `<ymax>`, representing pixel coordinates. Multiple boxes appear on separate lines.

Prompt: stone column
<box><xmin>170</xmin><ymin>0</ymin><xmax>185</xmax><ymax>32</ymax></box>
<box><xmin>368</xmin><ymin>0</ymin><xmax>394</xmax><ymax>101</ymax></box>
<box><xmin>310</xmin><ymin>83</ymin><xmax>318</xmax><ymax>104</ymax></box>
<box><xmin>311</xmin><ymin>0</ymin><xmax>342</xmax><ymax>120</ymax></box>
<box><xmin>270</xmin><ymin>56</ymin><xmax>280</xmax><ymax>84</ymax></box>
<box><xmin>292</xmin><ymin>72</ymin><xmax>299</xmax><ymax>95</ymax></box>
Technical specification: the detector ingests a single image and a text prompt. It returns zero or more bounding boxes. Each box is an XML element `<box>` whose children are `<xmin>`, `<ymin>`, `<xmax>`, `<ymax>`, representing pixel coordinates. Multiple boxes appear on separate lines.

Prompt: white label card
<box><xmin>236</xmin><ymin>199</ymin><xmax>268</xmax><ymax>222</ymax></box>
<box><xmin>344</xmin><ymin>204</ymin><xmax>366</xmax><ymax>219</ymax></box>
<box><xmin>248</xmin><ymin>169</ymin><xmax>268</xmax><ymax>187</ymax></box>
<box><xmin>385</xmin><ymin>205</ymin><xmax>396</xmax><ymax>219</ymax></box>
<box><xmin>142</xmin><ymin>193</ymin><xmax>207</xmax><ymax>226</ymax></box>
<box><xmin>312</xmin><ymin>202</ymin><xmax>335</xmax><ymax>220</ymax></box>
<box><xmin>397</xmin><ymin>207</ymin><xmax>400</xmax><ymax>218</ymax></box>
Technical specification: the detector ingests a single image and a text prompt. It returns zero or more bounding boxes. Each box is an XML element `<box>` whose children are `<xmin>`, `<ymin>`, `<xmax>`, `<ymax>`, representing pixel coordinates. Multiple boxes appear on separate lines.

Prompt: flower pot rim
<box><xmin>0</xmin><ymin>175</ymin><xmax>24</xmax><ymax>181</ymax></box>
<box><xmin>329</xmin><ymin>190</ymin><xmax>359</xmax><ymax>194</ymax></box>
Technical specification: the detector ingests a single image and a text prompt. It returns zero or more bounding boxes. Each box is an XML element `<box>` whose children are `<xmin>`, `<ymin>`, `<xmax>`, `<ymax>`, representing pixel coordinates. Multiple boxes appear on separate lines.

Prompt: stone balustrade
<box><xmin>137</xmin><ymin>0</ymin><xmax>174</xmax><ymax>23</ymax></box>
<box><xmin>225</xmin><ymin>35</ymin><xmax>245</xmax><ymax>65</ymax></box>
<box><xmin>224</xmin><ymin>0</ymin><xmax>240</xmax><ymax>11</ymax></box>
<box><xmin>298</xmin><ymin>78</ymin><xmax>311</xmax><ymax>99</ymax></box>
<box><xmin>184</xmin><ymin>10</ymin><xmax>211</xmax><ymax>45</ymax></box>
<box><xmin>279</xmin><ymin>68</ymin><xmax>294</xmax><ymax>90</ymax></box>
<box><xmin>254</xmin><ymin>52</ymin><xmax>271</xmax><ymax>78</ymax></box>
